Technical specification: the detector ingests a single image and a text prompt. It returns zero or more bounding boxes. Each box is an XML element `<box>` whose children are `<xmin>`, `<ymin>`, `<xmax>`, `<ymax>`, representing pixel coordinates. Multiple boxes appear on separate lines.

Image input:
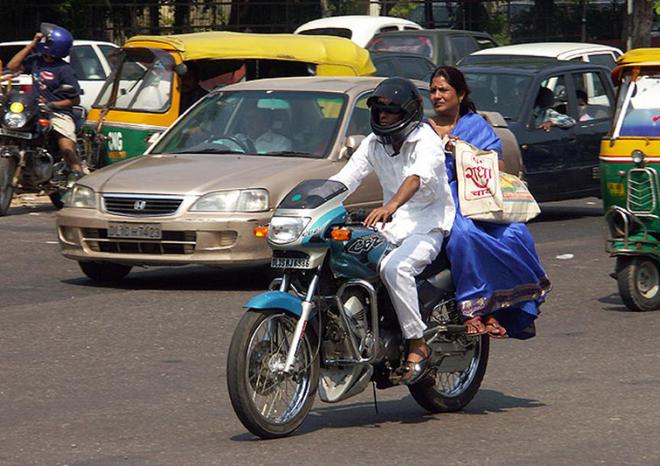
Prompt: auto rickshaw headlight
<box><xmin>632</xmin><ymin>150</ymin><xmax>645</xmax><ymax>166</ymax></box>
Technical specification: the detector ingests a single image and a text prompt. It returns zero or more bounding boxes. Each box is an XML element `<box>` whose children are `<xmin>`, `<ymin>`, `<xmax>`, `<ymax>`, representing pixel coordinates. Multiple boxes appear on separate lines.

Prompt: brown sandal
<box><xmin>397</xmin><ymin>344</ymin><xmax>432</xmax><ymax>385</ymax></box>
<box><xmin>464</xmin><ymin>317</ymin><xmax>488</xmax><ymax>336</ymax></box>
<box><xmin>483</xmin><ymin>315</ymin><xmax>508</xmax><ymax>339</ymax></box>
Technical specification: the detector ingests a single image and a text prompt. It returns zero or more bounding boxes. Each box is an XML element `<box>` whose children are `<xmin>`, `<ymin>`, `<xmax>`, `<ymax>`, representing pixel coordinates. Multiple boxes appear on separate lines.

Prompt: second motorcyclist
<box><xmin>330</xmin><ymin>77</ymin><xmax>455</xmax><ymax>384</ymax></box>
<box><xmin>6</xmin><ymin>23</ymin><xmax>84</xmax><ymax>180</ymax></box>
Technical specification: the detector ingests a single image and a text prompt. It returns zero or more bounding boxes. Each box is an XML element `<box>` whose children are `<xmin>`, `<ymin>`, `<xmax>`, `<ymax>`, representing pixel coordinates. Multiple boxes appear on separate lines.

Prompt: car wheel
<box><xmin>79</xmin><ymin>261</ymin><xmax>132</xmax><ymax>282</ymax></box>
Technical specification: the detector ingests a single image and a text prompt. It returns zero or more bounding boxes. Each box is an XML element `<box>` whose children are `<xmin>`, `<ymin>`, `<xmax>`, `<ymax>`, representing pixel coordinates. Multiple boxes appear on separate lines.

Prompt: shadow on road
<box><xmin>62</xmin><ymin>265</ymin><xmax>272</xmax><ymax>292</ymax></box>
<box><xmin>230</xmin><ymin>389</ymin><xmax>544</xmax><ymax>440</ymax></box>
<box><xmin>531</xmin><ymin>203</ymin><xmax>603</xmax><ymax>223</ymax></box>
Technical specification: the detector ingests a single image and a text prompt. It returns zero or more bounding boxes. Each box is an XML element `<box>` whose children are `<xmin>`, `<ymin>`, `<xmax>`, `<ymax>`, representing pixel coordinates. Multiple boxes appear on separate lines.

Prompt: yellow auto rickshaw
<box><xmin>82</xmin><ymin>31</ymin><xmax>375</xmax><ymax>166</ymax></box>
<box><xmin>601</xmin><ymin>48</ymin><xmax>660</xmax><ymax>311</ymax></box>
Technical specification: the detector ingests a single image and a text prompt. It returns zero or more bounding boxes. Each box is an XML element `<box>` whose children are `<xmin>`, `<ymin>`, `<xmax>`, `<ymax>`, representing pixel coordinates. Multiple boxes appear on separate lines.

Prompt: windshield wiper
<box><xmin>169</xmin><ymin>148</ymin><xmax>246</xmax><ymax>155</ymax></box>
<box><xmin>261</xmin><ymin>151</ymin><xmax>315</xmax><ymax>157</ymax></box>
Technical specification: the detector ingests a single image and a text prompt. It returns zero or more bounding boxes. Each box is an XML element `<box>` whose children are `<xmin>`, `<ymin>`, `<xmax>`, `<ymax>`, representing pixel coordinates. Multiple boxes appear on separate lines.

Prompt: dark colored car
<box><xmin>460</xmin><ymin>60</ymin><xmax>616</xmax><ymax>202</ymax></box>
<box><xmin>366</xmin><ymin>29</ymin><xmax>498</xmax><ymax>66</ymax></box>
<box><xmin>370</xmin><ymin>51</ymin><xmax>436</xmax><ymax>81</ymax></box>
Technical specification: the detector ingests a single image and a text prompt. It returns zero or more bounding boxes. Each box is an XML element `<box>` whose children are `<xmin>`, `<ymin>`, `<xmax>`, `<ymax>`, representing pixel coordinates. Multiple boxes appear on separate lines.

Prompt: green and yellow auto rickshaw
<box><xmin>82</xmin><ymin>31</ymin><xmax>375</xmax><ymax>167</ymax></box>
<box><xmin>601</xmin><ymin>48</ymin><xmax>660</xmax><ymax>310</ymax></box>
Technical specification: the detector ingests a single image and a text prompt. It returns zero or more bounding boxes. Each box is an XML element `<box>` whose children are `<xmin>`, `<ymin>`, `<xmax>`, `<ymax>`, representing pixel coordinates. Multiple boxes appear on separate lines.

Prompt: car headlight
<box><xmin>268</xmin><ymin>216</ymin><xmax>311</xmax><ymax>244</ymax></box>
<box><xmin>190</xmin><ymin>189</ymin><xmax>269</xmax><ymax>212</ymax></box>
<box><xmin>4</xmin><ymin>112</ymin><xmax>27</xmax><ymax>129</ymax></box>
<box><xmin>66</xmin><ymin>185</ymin><xmax>96</xmax><ymax>208</ymax></box>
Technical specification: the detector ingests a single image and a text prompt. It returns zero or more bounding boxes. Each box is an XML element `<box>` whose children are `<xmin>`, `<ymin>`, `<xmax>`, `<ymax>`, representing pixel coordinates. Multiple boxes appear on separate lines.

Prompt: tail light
<box><xmin>20</xmin><ymin>84</ymin><xmax>33</xmax><ymax>93</ymax></box>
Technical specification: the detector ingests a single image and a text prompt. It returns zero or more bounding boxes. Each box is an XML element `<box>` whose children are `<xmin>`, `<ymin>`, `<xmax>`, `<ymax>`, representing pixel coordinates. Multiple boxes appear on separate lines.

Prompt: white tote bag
<box><xmin>454</xmin><ymin>140</ymin><xmax>541</xmax><ymax>224</ymax></box>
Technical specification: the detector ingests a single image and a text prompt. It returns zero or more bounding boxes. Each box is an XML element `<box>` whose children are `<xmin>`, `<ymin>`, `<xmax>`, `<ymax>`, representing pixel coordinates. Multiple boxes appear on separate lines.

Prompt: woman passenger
<box><xmin>428</xmin><ymin>66</ymin><xmax>551</xmax><ymax>339</ymax></box>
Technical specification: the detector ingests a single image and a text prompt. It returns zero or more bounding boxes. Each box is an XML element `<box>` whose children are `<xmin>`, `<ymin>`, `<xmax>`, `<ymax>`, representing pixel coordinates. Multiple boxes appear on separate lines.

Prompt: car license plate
<box><xmin>271</xmin><ymin>257</ymin><xmax>310</xmax><ymax>269</ymax></box>
<box><xmin>107</xmin><ymin>222</ymin><xmax>162</xmax><ymax>239</ymax></box>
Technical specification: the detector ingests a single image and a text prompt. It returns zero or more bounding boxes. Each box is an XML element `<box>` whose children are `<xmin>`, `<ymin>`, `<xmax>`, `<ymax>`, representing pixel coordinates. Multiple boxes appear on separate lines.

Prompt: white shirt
<box><xmin>254</xmin><ymin>130</ymin><xmax>292</xmax><ymax>153</ymax></box>
<box><xmin>331</xmin><ymin>123</ymin><xmax>455</xmax><ymax>244</ymax></box>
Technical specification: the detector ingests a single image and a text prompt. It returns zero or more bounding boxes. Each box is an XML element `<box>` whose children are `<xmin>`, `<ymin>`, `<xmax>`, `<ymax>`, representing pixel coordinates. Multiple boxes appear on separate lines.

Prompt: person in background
<box><xmin>576</xmin><ymin>89</ymin><xmax>594</xmax><ymax>122</ymax></box>
<box><xmin>179</xmin><ymin>63</ymin><xmax>207</xmax><ymax>114</ymax></box>
<box><xmin>7</xmin><ymin>23</ymin><xmax>84</xmax><ymax>180</ymax></box>
<box><xmin>533</xmin><ymin>86</ymin><xmax>576</xmax><ymax>131</ymax></box>
<box><xmin>428</xmin><ymin>65</ymin><xmax>551</xmax><ymax>340</ymax></box>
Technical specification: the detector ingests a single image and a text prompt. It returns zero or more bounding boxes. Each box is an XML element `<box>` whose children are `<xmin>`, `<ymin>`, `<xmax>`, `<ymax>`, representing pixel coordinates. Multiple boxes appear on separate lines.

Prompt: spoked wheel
<box><xmin>0</xmin><ymin>157</ymin><xmax>17</xmax><ymax>216</ymax></box>
<box><xmin>227</xmin><ymin>310</ymin><xmax>319</xmax><ymax>439</ymax></box>
<box><xmin>408</xmin><ymin>299</ymin><xmax>489</xmax><ymax>412</ymax></box>
<box><xmin>617</xmin><ymin>256</ymin><xmax>660</xmax><ymax>311</ymax></box>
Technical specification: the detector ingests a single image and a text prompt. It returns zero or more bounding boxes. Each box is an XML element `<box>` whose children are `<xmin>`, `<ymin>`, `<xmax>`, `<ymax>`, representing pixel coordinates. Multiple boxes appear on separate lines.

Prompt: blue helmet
<box><xmin>36</xmin><ymin>23</ymin><xmax>73</xmax><ymax>58</ymax></box>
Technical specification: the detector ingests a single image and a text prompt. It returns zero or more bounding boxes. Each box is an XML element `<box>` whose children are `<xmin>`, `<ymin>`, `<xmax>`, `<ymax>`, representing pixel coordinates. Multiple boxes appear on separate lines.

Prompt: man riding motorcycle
<box><xmin>330</xmin><ymin>77</ymin><xmax>455</xmax><ymax>384</ymax></box>
<box><xmin>6</xmin><ymin>23</ymin><xmax>84</xmax><ymax>181</ymax></box>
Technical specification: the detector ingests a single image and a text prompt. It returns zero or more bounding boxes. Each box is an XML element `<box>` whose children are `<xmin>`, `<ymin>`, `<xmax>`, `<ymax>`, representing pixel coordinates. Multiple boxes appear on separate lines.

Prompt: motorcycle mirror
<box><xmin>339</xmin><ymin>135</ymin><xmax>365</xmax><ymax>160</ymax></box>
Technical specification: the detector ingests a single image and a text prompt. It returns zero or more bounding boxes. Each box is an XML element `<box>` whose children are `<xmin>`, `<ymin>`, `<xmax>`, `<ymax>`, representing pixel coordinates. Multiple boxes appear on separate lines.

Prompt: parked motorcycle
<box><xmin>0</xmin><ymin>82</ymin><xmax>85</xmax><ymax>215</ymax></box>
<box><xmin>227</xmin><ymin>179</ymin><xmax>489</xmax><ymax>439</ymax></box>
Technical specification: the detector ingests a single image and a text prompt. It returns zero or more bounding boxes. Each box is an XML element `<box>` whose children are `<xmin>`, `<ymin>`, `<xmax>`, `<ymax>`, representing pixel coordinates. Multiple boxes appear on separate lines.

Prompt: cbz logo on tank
<box><xmin>347</xmin><ymin>235</ymin><xmax>384</xmax><ymax>255</ymax></box>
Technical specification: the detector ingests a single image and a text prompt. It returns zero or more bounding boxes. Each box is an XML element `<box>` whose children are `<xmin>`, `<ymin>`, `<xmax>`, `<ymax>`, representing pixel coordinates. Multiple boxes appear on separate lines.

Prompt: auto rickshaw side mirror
<box><xmin>339</xmin><ymin>135</ymin><xmax>365</xmax><ymax>160</ymax></box>
<box><xmin>174</xmin><ymin>63</ymin><xmax>188</xmax><ymax>76</ymax></box>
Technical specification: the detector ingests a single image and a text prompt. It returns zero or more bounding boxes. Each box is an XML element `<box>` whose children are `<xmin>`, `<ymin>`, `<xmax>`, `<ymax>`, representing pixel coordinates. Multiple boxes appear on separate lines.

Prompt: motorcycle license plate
<box><xmin>0</xmin><ymin>128</ymin><xmax>33</xmax><ymax>139</ymax></box>
<box><xmin>107</xmin><ymin>222</ymin><xmax>162</xmax><ymax>239</ymax></box>
<box><xmin>271</xmin><ymin>257</ymin><xmax>310</xmax><ymax>269</ymax></box>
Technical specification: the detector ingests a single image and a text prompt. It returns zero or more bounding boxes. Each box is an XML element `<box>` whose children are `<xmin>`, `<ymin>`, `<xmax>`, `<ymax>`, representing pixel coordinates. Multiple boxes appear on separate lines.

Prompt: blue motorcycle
<box><xmin>227</xmin><ymin>179</ymin><xmax>489</xmax><ymax>439</ymax></box>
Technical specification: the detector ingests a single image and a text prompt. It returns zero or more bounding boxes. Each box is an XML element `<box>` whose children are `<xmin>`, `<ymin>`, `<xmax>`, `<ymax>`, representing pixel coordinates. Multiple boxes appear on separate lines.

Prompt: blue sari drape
<box><xmin>444</xmin><ymin>113</ymin><xmax>551</xmax><ymax>339</ymax></box>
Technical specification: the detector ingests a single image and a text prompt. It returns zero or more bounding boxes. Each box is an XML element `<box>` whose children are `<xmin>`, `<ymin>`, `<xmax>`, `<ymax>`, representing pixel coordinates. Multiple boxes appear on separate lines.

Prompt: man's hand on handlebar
<box><xmin>364</xmin><ymin>203</ymin><xmax>396</xmax><ymax>227</ymax></box>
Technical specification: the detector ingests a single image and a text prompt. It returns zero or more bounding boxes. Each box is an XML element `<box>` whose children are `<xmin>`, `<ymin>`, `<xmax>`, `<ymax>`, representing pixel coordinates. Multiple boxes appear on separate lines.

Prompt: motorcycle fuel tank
<box><xmin>328</xmin><ymin>225</ymin><xmax>391</xmax><ymax>280</ymax></box>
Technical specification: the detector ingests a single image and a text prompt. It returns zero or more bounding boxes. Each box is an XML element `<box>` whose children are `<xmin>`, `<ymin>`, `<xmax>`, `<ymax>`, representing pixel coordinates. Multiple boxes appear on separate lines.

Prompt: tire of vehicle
<box><xmin>617</xmin><ymin>256</ymin><xmax>660</xmax><ymax>311</ymax></box>
<box><xmin>408</xmin><ymin>334</ymin><xmax>489</xmax><ymax>413</ymax></box>
<box><xmin>49</xmin><ymin>192</ymin><xmax>64</xmax><ymax>209</ymax></box>
<box><xmin>78</xmin><ymin>261</ymin><xmax>132</xmax><ymax>282</ymax></box>
<box><xmin>0</xmin><ymin>156</ymin><xmax>17</xmax><ymax>216</ymax></box>
<box><xmin>227</xmin><ymin>309</ymin><xmax>319</xmax><ymax>439</ymax></box>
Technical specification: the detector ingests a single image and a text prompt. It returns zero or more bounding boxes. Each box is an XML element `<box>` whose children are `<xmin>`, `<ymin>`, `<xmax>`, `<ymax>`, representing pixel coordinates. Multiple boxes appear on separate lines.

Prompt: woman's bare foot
<box><xmin>464</xmin><ymin>316</ymin><xmax>487</xmax><ymax>336</ymax></box>
<box><xmin>483</xmin><ymin>315</ymin><xmax>508</xmax><ymax>338</ymax></box>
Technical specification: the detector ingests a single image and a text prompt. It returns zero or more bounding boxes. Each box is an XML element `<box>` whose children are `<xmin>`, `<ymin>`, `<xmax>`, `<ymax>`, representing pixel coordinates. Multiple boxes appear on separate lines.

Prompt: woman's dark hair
<box><xmin>429</xmin><ymin>65</ymin><xmax>477</xmax><ymax>116</ymax></box>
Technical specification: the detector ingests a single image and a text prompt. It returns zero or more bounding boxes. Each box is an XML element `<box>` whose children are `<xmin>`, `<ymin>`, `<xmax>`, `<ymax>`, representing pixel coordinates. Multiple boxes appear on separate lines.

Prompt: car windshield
<box><xmin>614</xmin><ymin>72</ymin><xmax>660</xmax><ymax>137</ymax></box>
<box><xmin>150</xmin><ymin>90</ymin><xmax>347</xmax><ymax>158</ymax></box>
<box><xmin>93</xmin><ymin>47</ymin><xmax>174</xmax><ymax>112</ymax></box>
<box><xmin>278</xmin><ymin>179</ymin><xmax>348</xmax><ymax>209</ymax></box>
<box><xmin>463</xmin><ymin>71</ymin><xmax>533</xmax><ymax>121</ymax></box>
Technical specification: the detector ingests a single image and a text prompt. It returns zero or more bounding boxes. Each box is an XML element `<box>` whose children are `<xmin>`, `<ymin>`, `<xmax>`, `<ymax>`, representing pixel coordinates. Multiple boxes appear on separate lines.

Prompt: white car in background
<box><xmin>458</xmin><ymin>42</ymin><xmax>623</xmax><ymax>69</ymax></box>
<box><xmin>294</xmin><ymin>15</ymin><xmax>422</xmax><ymax>47</ymax></box>
<box><xmin>0</xmin><ymin>40</ymin><xmax>119</xmax><ymax>109</ymax></box>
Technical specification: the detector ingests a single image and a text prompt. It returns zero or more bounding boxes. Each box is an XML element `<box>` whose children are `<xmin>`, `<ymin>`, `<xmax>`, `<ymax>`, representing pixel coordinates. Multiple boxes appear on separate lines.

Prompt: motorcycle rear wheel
<box><xmin>409</xmin><ymin>334</ymin><xmax>489</xmax><ymax>413</ymax></box>
<box><xmin>0</xmin><ymin>157</ymin><xmax>16</xmax><ymax>216</ymax></box>
<box><xmin>227</xmin><ymin>309</ymin><xmax>319</xmax><ymax>439</ymax></box>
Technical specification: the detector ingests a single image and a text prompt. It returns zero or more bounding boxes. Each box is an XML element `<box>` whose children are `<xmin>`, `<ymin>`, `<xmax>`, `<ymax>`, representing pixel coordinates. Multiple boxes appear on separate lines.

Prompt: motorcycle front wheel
<box><xmin>227</xmin><ymin>309</ymin><xmax>319</xmax><ymax>439</ymax></box>
<box><xmin>409</xmin><ymin>333</ymin><xmax>489</xmax><ymax>413</ymax></box>
<box><xmin>0</xmin><ymin>157</ymin><xmax>16</xmax><ymax>216</ymax></box>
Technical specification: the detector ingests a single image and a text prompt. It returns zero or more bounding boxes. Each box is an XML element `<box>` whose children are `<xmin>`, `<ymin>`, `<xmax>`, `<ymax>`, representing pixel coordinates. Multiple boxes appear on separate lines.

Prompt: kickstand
<box><xmin>371</xmin><ymin>381</ymin><xmax>379</xmax><ymax>414</ymax></box>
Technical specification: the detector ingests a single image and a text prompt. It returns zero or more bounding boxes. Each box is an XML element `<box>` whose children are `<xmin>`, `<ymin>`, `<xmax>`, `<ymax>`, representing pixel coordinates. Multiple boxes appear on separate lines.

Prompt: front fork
<box><xmin>282</xmin><ymin>269</ymin><xmax>320</xmax><ymax>374</ymax></box>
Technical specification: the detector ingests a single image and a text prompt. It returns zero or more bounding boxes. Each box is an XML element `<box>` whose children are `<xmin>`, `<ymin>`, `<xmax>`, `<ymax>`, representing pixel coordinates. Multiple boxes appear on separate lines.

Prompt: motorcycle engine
<box><xmin>23</xmin><ymin>149</ymin><xmax>54</xmax><ymax>186</ymax></box>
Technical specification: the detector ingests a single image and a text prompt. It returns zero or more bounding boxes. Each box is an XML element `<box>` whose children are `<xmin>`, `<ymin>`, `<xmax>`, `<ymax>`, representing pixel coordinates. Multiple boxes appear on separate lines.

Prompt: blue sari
<box><xmin>443</xmin><ymin>113</ymin><xmax>551</xmax><ymax>339</ymax></box>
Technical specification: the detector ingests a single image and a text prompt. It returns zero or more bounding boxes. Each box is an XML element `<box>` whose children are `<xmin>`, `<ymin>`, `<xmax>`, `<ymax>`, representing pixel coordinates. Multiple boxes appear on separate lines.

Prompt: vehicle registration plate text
<box><xmin>108</xmin><ymin>222</ymin><xmax>162</xmax><ymax>239</ymax></box>
<box><xmin>271</xmin><ymin>257</ymin><xmax>310</xmax><ymax>269</ymax></box>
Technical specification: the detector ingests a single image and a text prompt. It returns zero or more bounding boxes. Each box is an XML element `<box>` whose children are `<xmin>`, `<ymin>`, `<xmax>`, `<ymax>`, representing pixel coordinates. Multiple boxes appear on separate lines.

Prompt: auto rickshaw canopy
<box><xmin>612</xmin><ymin>48</ymin><xmax>660</xmax><ymax>84</ymax></box>
<box><xmin>124</xmin><ymin>31</ymin><xmax>376</xmax><ymax>77</ymax></box>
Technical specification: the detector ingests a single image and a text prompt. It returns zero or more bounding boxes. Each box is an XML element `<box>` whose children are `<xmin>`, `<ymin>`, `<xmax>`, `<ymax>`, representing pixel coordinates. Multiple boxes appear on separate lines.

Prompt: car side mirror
<box><xmin>339</xmin><ymin>135</ymin><xmax>365</xmax><ymax>160</ymax></box>
<box><xmin>174</xmin><ymin>63</ymin><xmax>188</xmax><ymax>76</ymax></box>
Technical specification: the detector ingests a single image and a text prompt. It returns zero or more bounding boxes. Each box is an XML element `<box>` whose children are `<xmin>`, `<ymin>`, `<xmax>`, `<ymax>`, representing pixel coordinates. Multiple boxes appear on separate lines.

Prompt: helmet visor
<box><xmin>369</xmin><ymin>101</ymin><xmax>404</xmax><ymax>115</ymax></box>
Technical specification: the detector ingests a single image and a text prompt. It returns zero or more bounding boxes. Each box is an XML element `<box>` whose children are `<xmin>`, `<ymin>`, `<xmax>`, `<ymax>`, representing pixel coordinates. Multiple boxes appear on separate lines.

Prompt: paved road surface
<box><xmin>2</xmin><ymin>198</ymin><xmax>660</xmax><ymax>465</ymax></box>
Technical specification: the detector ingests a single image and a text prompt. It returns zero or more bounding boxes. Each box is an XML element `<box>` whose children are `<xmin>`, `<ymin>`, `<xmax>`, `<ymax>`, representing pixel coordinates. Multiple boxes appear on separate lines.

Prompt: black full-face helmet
<box><xmin>367</xmin><ymin>77</ymin><xmax>423</xmax><ymax>148</ymax></box>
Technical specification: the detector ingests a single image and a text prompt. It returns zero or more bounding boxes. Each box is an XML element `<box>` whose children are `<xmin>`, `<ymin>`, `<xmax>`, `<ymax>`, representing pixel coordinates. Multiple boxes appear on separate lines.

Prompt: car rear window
<box><xmin>588</xmin><ymin>53</ymin><xmax>616</xmax><ymax>70</ymax></box>
<box><xmin>464</xmin><ymin>71</ymin><xmax>533</xmax><ymax>121</ymax></box>
<box><xmin>298</xmin><ymin>28</ymin><xmax>352</xmax><ymax>40</ymax></box>
<box><xmin>367</xmin><ymin>35</ymin><xmax>433</xmax><ymax>60</ymax></box>
<box><xmin>70</xmin><ymin>45</ymin><xmax>106</xmax><ymax>80</ymax></box>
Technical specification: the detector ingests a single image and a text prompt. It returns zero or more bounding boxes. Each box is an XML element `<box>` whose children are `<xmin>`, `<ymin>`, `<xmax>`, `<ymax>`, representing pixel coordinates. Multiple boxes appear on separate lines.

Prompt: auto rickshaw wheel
<box><xmin>617</xmin><ymin>257</ymin><xmax>660</xmax><ymax>311</ymax></box>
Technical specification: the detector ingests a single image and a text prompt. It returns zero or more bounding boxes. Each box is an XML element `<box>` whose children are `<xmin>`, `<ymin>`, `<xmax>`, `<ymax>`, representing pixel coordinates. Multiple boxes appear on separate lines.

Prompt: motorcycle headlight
<box><xmin>66</xmin><ymin>185</ymin><xmax>96</xmax><ymax>209</ymax></box>
<box><xmin>190</xmin><ymin>189</ymin><xmax>269</xmax><ymax>212</ymax></box>
<box><xmin>268</xmin><ymin>216</ymin><xmax>311</xmax><ymax>244</ymax></box>
<box><xmin>4</xmin><ymin>112</ymin><xmax>27</xmax><ymax>129</ymax></box>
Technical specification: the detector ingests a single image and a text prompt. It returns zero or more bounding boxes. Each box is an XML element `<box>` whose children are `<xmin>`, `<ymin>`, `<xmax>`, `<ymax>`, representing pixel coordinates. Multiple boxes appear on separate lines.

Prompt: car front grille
<box><xmin>627</xmin><ymin>168</ymin><xmax>658</xmax><ymax>215</ymax></box>
<box><xmin>82</xmin><ymin>228</ymin><xmax>196</xmax><ymax>255</ymax></box>
<box><xmin>103</xmin><ymin>194</ymin><xmax>184</xmax><ymax>216</ymax></box>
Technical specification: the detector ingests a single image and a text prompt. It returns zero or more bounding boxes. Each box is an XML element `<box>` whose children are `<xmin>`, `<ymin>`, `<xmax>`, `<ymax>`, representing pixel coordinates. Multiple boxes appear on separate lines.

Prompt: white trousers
<box><xmin>379</xmin><ymin>231</ymin><xmax>445</xmax><ymax>339</ymax></box>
